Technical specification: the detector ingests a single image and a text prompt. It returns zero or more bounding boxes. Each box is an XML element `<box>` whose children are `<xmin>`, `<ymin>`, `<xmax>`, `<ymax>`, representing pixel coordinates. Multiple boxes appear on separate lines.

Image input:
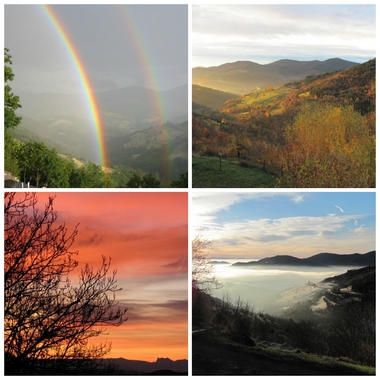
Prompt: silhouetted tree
<box><xmin>4</xmin><ymin>193</ymin><xmax>128</xmax><ymax>375</ymax></box>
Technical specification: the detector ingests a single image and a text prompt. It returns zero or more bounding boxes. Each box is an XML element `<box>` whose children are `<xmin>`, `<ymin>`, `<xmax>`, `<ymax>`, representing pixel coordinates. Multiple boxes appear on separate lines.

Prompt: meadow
<box><xmin>192</xmin><ymin>155</ymin><xmax>277</xmax><ymax>188</ymax></box>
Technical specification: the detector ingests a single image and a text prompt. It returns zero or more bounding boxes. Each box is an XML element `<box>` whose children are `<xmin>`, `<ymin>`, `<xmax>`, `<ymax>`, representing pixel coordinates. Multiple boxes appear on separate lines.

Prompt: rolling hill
<box><xmin>107</xmin><ymin>120</ymin><xmax>188</xmax><ymax>184</ymax></box>
<box><xmin>218</xmin><ymin>58</ymin><xmax>375</xmax><ymax>118</ymax></box>
<box><xmin>192</xmin><ymin>58</ymin><xmax>358</xmax><ymax>95</ymax></box>
<box><xmin>193</xmin><ymin>84</ymin><xmax>238</xmax><ymax>111</ymax></box>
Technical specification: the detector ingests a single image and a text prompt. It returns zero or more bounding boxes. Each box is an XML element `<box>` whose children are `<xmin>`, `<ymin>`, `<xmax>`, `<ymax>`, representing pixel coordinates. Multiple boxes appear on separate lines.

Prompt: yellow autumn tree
<box><xmin>278</xmin><ymin>103</ymin><xmax>375</xmax><ymax>187</ymax></box>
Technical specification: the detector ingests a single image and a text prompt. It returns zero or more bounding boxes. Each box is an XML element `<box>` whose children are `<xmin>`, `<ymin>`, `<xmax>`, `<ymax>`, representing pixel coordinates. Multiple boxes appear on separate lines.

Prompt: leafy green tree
<box><xmin>125</xmin><ymin>173</ymin><xmax>142</xmax><ymax>188</ymax></box>
<box><xmin>170</xmin><ymin>172</ymin><xmax>188</xmax><ymax>188</ymax></box>
<box><xmin>49</xmin><ymin>157</ymin><xmax>76</xmax><ymax>188</ymax></box>
<box><xmin>4</xmin><ymin>130</ymin><xmax>20</xmax><ymax>175</ymax></box>
<box><xmin>126</xmin><ymin>172</ymin><xmax>162</xmax><ymax>188</ymax></box>
<box><xmin>70</xmin><ymin>163</ymin><xmax>105</xmax><ymax>188</ymax></box>
<box><xmin>4</xmin><ymin>48</ymin><xmax>22</xmax><ymax>130</ymax></box>
<box><xmin>16</xmin><ymin>142</ymin><xmax>66</xmax><ymax>188</ymax></box>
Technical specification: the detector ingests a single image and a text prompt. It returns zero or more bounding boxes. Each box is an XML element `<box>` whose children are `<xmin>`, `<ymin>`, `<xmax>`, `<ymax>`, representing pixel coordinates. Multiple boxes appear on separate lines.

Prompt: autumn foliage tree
<box><xmin>278</xmin><ymin>103</ymin><xmax>375</xmax><ymax>187</ymax></box>
<box><xmin>4</xmin><ymin>193</ymin><xmax>128</xmax><ymax>375</ymax></box>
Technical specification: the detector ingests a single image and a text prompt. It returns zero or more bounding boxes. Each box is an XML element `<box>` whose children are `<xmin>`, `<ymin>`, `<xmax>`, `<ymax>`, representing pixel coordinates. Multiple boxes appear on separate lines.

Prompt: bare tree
<box><xmin>192</xmin><ymin>234</ymin><xmax>222</xmax><ymax>295</ymax></box>
<box><xmin>4</xmin><ymin>192</ymin><xmax>128</xmax><ymax>375</ymax></box>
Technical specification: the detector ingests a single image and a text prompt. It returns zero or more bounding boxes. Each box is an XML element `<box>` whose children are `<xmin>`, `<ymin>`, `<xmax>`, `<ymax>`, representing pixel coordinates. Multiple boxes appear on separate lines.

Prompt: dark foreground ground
<box><xmin>192</xmin><ymin>329</ymin><xmax>375</xmax><ymax>376</ymax></box>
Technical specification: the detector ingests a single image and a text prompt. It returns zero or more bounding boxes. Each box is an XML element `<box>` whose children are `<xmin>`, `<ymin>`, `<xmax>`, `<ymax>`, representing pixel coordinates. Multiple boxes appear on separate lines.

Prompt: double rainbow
<box><xmin>41</xmin><ymin>4</ymin><xmax>108</xmax><ymax>167</ymax></box>
<box><xmin>40</xmin><ymin>5</ymin><xmax>183</xmax><ymax>183</ymax></box>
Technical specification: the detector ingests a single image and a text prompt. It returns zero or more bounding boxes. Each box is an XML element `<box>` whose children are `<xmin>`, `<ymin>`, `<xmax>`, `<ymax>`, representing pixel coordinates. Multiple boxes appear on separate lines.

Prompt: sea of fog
<box><xmin>211</xmin><ymin>259</ymin><xmax>363</xmax><ymax>313</ymax></box>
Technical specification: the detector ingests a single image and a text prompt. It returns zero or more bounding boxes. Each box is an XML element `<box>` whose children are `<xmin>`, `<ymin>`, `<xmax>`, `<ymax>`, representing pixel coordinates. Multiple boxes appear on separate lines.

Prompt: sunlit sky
<box><xmin>20</xmin><ymin>192</ymin><xmax>188</xmax><ymax>362</ymax></box>
<box><xmin>192</xmin><ymin>192</ymin><xmax>375</xmax><ymax>259</ymax></box>
<box><xmin>192</xmin><ymin>4</ymin><xmax>376</xmax><ymax>68</ymax></box>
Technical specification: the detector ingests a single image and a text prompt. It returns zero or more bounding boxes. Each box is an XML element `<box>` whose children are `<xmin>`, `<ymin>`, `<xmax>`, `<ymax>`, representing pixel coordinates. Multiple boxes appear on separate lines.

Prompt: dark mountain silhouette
<box><xmin>232</xmin><ymin>251</ymin><xmax>375</xmax><ymax>267</ymax></box>
<box><xmin>101</xmin><ymin>357</ymin><xmax>188</xmax><ymax>374</ymax></box>
<box><xmin>192</xmin><ymin>58</ymin><xmax>358</xmax><ymax>95</ymax></box>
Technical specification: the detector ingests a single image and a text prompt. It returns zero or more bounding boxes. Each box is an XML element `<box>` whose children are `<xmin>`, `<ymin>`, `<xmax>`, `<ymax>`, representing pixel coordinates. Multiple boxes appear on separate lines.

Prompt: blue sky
<box><xmin>192</xmin><ymin>4</ymin><xmax>376</xmax><ymax>67</ymax></box>
<box><xmin>192</xmin><ymin>192</ymin><xmax>375</xmax><ymax>259</ymax></box>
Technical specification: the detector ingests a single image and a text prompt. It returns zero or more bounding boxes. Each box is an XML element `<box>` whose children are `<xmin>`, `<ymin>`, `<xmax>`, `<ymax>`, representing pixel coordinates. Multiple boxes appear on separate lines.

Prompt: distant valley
<box><xmin>11</xmin><ymin>84</ymin><xmax>188</xmax><ymax>184</ymax></box>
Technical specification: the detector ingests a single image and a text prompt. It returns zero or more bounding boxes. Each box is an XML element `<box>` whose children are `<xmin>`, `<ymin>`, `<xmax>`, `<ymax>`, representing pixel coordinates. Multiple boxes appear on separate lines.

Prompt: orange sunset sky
<box><xmin>16</xmin><ymin>191</ymin><xmax>188</xmax><ymax>362</ymax></box>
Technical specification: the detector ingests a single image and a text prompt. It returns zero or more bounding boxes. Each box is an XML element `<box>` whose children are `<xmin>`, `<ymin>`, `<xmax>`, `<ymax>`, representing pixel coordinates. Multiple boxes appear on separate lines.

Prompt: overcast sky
<box><xmin>25</xmin><ymin>192</ymin><xmax>188</xmax><ymax>362</ymax></box>
<box><xmin>192</xmin><ymin>192</ymin><xmax>375</xmax><ymax>259</ymax></box>
<box><xmin>192</xmin><ymin>4</ymin><xmax>376</xmax><ymax>67</ymax></box>
<box><xmin>5</xmin><ymin>5</ymin><xmax>188</xmax><ymax>94</ymax></box>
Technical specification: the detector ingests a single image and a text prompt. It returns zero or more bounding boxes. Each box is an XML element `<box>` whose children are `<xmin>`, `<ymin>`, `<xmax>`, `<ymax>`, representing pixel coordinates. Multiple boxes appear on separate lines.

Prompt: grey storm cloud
<box><xmin>5</xmin><ymin>4</ymin><xmax>188</xmax><ymax>94</ymax></box>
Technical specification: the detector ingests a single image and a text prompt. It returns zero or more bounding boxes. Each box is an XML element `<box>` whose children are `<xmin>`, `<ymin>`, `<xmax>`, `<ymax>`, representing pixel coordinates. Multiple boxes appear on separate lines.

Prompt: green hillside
<box><xmin>108</xmin><ymin>121</ymin><xmax>188</xmax><ymax>185</ymax></box>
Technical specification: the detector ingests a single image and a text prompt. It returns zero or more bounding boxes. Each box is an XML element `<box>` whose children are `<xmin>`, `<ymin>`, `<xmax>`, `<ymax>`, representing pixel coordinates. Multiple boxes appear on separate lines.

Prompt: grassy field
<box><xmin>192</xmin><ymin>156</ymin><xmax>277</xmax><ymax>188</ymax></box>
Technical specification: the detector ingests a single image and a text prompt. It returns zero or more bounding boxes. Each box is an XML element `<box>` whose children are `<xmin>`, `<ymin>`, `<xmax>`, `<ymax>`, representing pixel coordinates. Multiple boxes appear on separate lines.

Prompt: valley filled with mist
<box><xmin>193</xmin><ymin>251</ymin><xmax>375</xmax><ymax>375</ymax></box>
<box><xmin>211</xmin><ymin>252</ymin><xmax>374</xmax><ymax>315</ymax></box>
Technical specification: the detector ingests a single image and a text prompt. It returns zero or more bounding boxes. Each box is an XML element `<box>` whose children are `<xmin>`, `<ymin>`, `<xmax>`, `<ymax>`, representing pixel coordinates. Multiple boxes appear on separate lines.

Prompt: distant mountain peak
<box><xmin>156</xmin><ymin>357</ymin><xmax>173</xmax><ymax>362</ymax></box>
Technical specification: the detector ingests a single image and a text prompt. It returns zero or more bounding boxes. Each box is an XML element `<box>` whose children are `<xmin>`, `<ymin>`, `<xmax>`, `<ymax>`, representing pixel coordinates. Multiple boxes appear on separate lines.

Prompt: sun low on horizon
<box><xmin>10</xmin><ymin>191</ymin><xmax>188</xmax><ymax>362</ymax></box>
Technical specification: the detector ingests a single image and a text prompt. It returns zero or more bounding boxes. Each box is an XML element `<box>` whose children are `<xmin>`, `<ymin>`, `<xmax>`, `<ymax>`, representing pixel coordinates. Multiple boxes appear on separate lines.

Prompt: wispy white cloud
<box><xmin>292</xmin><ymin>195</ymin><xmax>305</xmax><ymax>204</ymax></box>
<box><xmin>192</xmin><ymin>192</ymin><xmax>374</xmax><ymax>258</ymax></box>
<box><xmin>193</xmin><ymin>4</ymin><xmax>375</xmax><ymax>67</ymax></box>
<box><xmin>192</xmin><ymin>192</ymin><xmax>309</xmax><ymax>235</ymax></box>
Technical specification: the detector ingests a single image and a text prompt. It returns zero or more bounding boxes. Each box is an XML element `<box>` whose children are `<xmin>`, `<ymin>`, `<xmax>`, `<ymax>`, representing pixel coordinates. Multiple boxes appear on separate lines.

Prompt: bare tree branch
<box><xmin>4</xmin><ymin>192</ymin><xmax>128</xmax><ymax>375</ymax></box>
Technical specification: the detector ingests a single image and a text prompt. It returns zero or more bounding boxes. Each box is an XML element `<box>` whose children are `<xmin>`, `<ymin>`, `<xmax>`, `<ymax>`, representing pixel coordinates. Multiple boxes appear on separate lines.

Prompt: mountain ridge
<box><xmin>100</xmin><ymin>356</ymin><xmax>188</xmax><ymax>374</ymax></box>
<box><xmin>193</xmin><ymin>58</ymin><xmax>358</xmax><ymax>95</ymax></box>
<box><xmin>232</xmin><ymin>251</ymin><xmax>375</xmax><ymax>267</ymax></box>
